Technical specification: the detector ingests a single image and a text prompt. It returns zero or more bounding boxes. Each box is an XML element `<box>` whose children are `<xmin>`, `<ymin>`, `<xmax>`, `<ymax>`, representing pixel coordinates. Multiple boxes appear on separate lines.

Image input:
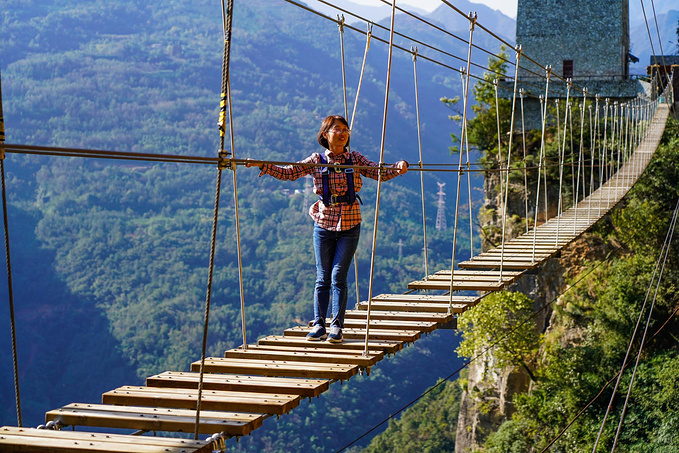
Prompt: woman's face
<box><xmin>324</xmin><ymin>120</ymin><xmax>350</xmax><ymax>152</ymax></box>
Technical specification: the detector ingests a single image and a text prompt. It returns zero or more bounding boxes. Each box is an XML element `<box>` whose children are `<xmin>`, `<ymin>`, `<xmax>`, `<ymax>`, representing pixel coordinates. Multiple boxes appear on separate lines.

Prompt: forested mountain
<box><xmin>0</xmin><ymin>0</ymin><xmax>495</xmax><ymax>451</ymax></box>
<box><xmin>2</xmin><ymin>1</ymin><xmax>676</xmax><ymax>451</ymax></box>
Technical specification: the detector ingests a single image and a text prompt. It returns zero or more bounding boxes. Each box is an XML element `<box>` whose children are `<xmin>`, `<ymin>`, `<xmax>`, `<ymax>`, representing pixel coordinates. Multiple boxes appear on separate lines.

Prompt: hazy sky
<box><xmin>349</xmin><ymin>0</ymin><xmax>518</xmax><ymax>18</ymax></box>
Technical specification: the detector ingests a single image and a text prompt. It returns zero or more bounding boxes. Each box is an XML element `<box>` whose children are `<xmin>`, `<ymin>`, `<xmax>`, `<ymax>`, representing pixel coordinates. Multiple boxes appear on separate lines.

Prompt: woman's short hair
<box><xmin>317</xmin><ymin>115</ymin><xmax>350</xmax><ymax>150</ymax></box>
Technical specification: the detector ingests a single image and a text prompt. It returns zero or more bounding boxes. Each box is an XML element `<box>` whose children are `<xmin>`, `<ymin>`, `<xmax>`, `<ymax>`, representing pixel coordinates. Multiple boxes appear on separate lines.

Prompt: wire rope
<box><xmin>556</xmin><ymin>95</ymin><xmax>568</xmax><ymax>247</ymax></box>
<box><xmin>493</xmin><ymin>78</ymin><xmax>505</xmax><ymax>222</ymax></box>
<box><xmin>542</xmin><ymin>302</ymin><xmax>679</xmax><ymax>452</ymax></box>
<box><xmin>531</xmin><ymin>67</ymin><xmax>552</xmax><ymax>261</ymax></box>
<box><xmin>520</xmin><ymin>89</ymin><xmax>529</xmax><ymax>232</ymax></box>
<box><xmin>227</xmin><ymin>77</ymin><xmax>247</xmax><ymax>354</ymax></box>
<box><xmin>609</xmin><ymin>198</ymin><xmax>679</xmax><ymax>451</ymax></box>
<box><xmin>448</xmin><ymin>12</ymin><xmax>476</xmax><ymax>313</ymax></box>
<box><xmin>462</xmin><ymin>69</ymin><xmax>474</xmax><ymax>259</ymax></box>
<box><xmin>573</xmin><ymin>89</ymin><xmax>588</xmax><ymax>234</ymax></box>
<box><xmin>348</xmin><ymin>21</ymin><xmax>372</xmax><ymax>320</ymax></box>
<box><xmin>411</xmin><ymin>47</ymin><xmax>430</xmax><ymax>278</ymax></box>
<box><xmin>194</xmin><ymin>0</ymin><xmax>234</xmax><ymax>440</ymax></box>
<box><xmin>364</xmin><ymin>0</ymin><xmax>397</xmax><ymax>357</ymax></box>
<box><xmin>0</xmin><ymin>71</ymin><xmax>22</xmax><ymax>427</ymax></box>
<box><xmin>499</xmin><ymin>45</ymin><xmax>522</xmax><ymax>280</ymax></box>
<box><xmin>590</xmin><ymin>197</ymin><xmax>679</xmax><ymax>451</ymax></box>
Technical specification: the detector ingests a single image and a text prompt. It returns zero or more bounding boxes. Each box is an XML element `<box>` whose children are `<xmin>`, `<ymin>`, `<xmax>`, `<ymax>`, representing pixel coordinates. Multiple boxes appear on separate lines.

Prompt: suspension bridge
<box><xmin>0</xmin><ymin>0</ymin><xmax>675</xmax><ymax>451</ymax></box>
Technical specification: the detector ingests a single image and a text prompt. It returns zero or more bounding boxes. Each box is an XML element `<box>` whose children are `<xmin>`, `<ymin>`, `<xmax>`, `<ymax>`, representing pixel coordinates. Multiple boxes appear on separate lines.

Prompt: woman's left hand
<box><xmin>396</xmin><ymin>160</ymin><xmax>409</xmax><ymax>175</ymax></box>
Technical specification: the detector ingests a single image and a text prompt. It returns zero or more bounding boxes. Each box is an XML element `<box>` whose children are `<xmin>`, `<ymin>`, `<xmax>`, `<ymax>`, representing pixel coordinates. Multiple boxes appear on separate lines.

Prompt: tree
<box><xmin>456</xmin><ymin>291</ymin><xmax>540</xmax><ymax>381</ymax></box>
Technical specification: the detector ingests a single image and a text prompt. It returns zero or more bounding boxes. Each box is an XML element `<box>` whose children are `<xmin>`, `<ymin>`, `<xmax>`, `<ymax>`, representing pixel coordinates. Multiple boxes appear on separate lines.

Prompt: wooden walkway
<box><xmin>0</xmin><ymin>105</ymin><xmax>669</xmax><ymax>452</ymax></box>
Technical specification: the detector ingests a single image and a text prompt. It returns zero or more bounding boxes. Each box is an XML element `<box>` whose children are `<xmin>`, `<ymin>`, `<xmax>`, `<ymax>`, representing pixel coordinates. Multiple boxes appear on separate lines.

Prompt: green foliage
<box><xmin>363</xmin><ymin>379</ymin><xmax>461</xmax><ymax>453</ymax></box>
<box><xmin>456</xmin><ymin>291</ymin><xmax>540</xmax><ymax>379</ymax></box>
<box><xmin>481</xmin><ymin>117</ymin><xmax>679</xmax><ymax>452</ymax></box>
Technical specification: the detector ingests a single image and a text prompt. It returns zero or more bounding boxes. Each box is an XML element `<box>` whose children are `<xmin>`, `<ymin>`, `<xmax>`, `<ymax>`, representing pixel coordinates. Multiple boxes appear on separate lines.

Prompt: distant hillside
<box><xmin>630</xmin><ymin>8</ymin><xmax>679</xmax><ymax>74</ymax></box>
<box><xmin>0</xmin><ymin>1</ymin><xmax>477</xmax><ymax>451</ymax></box>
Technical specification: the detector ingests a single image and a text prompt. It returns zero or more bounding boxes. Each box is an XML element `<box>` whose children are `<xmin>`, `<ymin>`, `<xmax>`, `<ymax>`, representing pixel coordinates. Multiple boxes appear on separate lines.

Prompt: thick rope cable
<box><xmin>411</xmin><ymin>47</ymin><xmax>430</xmax><ymax>278</ymax></box>
<box><xmin>374</xmin><ymin>0</ymin><xmax>548</xmax><ymax>85</ymax></box>
<box><xmin>194</xmin><ymin>0</ymin><xmax>234</xmax><ymax>440</ymax></box>
<box><xmin>286</xmin><ymin>0</ymin><xmax>555</xmax><ymax>100</ymax></box>
<box><xmin>364</xmin><ymin>0</ymin><xmax>396</xmax><ymax>357</ymax></box>
<box><xmin>609</xmin><ymin>198</ymin><xmax>679</xmax><ymax>451</ymax></box>
<box><xmin>448</xmin><ymin>12</ymin><xmax>476</xmax><ymax>314</ymax></box>
<box><xmin>0</xmin><ymin>71</ymin><xmax>22</xmax><ymax>427</ymax></box>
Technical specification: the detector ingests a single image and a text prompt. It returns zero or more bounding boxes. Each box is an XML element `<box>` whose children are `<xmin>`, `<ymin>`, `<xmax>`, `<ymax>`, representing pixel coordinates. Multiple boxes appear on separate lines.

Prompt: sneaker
<box><xmin>306</xmin><ymin>325</ymin><xmax>327</xmax><ymax>341</ymax></box>
<box><xmin>327</xmin><ymin>326</ymin><xmax>343</xmax><ymax>343</ymax></box>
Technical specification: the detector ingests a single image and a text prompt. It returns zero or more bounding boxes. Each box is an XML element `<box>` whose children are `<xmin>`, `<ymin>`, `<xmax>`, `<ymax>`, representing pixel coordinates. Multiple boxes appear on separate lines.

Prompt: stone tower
<box><xmin>514</xmin><ymin>0</ymin><xmax>640</xmax><ymax>127</ymax></box>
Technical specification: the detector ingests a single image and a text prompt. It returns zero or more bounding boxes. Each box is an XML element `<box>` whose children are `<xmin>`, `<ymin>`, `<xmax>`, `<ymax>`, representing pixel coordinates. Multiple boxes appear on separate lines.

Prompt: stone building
<box><xmin>513</xmin><ymin>0</ymin><xmax>641</xmax><ymax>128</ymax></box>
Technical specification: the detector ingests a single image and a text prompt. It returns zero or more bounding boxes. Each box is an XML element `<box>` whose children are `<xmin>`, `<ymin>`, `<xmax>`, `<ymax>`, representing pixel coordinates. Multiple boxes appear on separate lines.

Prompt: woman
<box><xmin>246</xmin><ymin>115</ymin><xmax>408</xmax><ymax>343</ymax></box>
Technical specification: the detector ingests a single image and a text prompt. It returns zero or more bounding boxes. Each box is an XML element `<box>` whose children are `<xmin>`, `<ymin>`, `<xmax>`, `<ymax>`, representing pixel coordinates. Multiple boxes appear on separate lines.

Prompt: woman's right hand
<box><xmin>245</xmin><ymin>158</ymin><xmax>262</xmax><ymax>168</ymax></box>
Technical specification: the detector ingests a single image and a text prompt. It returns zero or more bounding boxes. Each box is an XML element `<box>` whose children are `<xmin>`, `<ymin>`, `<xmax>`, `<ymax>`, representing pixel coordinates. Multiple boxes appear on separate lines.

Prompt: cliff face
<box><xmin>454</xmin><ymin>174</ymin><xmax>613</xmax><ymax>452</ymax></box>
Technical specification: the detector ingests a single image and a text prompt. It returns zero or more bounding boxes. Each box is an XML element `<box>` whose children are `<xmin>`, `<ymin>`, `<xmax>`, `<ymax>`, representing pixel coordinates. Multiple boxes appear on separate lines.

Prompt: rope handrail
<box><xmin>2</xmin><ymin>142</ymin><xmax>651</xmax><ymax>176</ymax></box>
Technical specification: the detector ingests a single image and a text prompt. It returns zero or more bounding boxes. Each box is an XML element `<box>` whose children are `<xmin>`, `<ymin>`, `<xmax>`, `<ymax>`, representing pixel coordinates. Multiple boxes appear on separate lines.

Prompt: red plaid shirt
<box><xmin>259</xmin><ymin>150</ymin><xmax>405</xmax><ymax>231</ymax></box>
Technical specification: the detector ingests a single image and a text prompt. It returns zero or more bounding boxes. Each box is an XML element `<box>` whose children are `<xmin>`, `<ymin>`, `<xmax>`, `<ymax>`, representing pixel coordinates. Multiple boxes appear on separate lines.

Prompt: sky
<box><xmin>349</xmin><ymin>0</ymin><xmax>518</xmax><ymax>18</ymax></box>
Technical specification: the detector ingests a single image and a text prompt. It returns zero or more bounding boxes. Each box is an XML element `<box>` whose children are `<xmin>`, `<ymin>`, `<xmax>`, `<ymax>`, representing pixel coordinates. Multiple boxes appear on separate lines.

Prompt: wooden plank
<box><xmin>45</xmin><ymin>403</ymin><xmax>263</xmax><ymax>436</ymax></box>
<box><xmin>343</xmin><ymin>309</ymin><xmax>454</xmax><ymax>323</ymax></box>
<box><xmin>457</xmin><ymin>260</ymin><xmax>541</xmax><ymax>270</ymax></box>
<box><xmin>250</xmin><ymin>343</ymin><xmax>385</xmax><ymax>359</ymax></box>
<box><xmin>284</xmin><ymin>326</ymin><xmax>421</xmax><ymax>342</ymax></box>
<box><xmin>321</xmin><ymin>317</ymin><xmax>438</xmax><ymax>333</ymax></box>
<box><xmin>224</xmin><ymin>346</ymin><xmax>380</xmax><ymax>367</ymax></box>
<box><xmin>407</xmin><ymin>279</ymin><xmax>507</xmax><ymax>291</ymax></box>
<box><xmin>257</xmin><ymin>335</ymin><xmax>403</xmax><ymax>354</ymax></box>
<box><xmin>358</xmin><ymin>300</ymin><xmax>470</xmax><ymax>314</ymax></box>
<box><xmin>474</xmin><ymin>251</ymin><xmax>554</xmax><ymax>259</ymax></box>
<box><xmin>371</xmin><ymin>294</ymin><xmax>479</xmax><ymax>303</ymax></box>
<box><xmin>190</xmin><ymin>357</ymin><xmax>358</xmax><ymax>380</ymax></box>
<box><xmin>102</xmin><ymin>386</ymin><xmax>300</xmax><ymax>415</ymax></box>
<box><xmin>146</xmin><ymin>371</ymin><xmax>329</xmax><ymax>398</ymax></box>
<box><xmin>0</xmin><ymin>426</ymin><xmax>210</xmax><ymax>453</ymax></box>
<box><xmin>429</xmin><ymin>269</ymin><xmax>526</xmax><ymax>278</ymax></box>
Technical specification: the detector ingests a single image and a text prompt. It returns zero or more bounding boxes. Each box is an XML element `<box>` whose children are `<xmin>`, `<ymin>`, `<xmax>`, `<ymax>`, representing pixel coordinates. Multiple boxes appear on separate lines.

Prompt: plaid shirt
<box><xmin>259</xmin><ymin>150</ymin><xmax>405</xmax><ymax>231</ymax></box>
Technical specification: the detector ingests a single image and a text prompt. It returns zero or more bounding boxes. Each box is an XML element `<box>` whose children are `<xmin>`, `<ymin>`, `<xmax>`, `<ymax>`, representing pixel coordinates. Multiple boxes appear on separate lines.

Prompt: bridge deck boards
<box><xmin>224</xmin><ymin>346</ymin><xmax>381</xmax><ymax>367</ymax></box>
<box><xmin>189</xmin><ymin>357</ymin><xmax>359</xmax><ymax>380</ymax></box>
<box><xmin>146</xmin><ymin>371</ymin><xmax>330</xmax><ymax>397</ymax></box>
<box><xmin>102</xmin><ymin>385</ymin><xmax>300</xmax><ymax>415</ymax></box>
<box><xmin>257</xmin><ymin>335</ymin><xmax>403</xmax><ymax>354</ymax></box>
<box><xmin>343</xmin><ymin>309</ymin><xmax>453</xmax><ymax>323</ymax></box>
<box><xmin>333</xmin><ymin>317</ymin><xmax>438</xmax><ymax>333</ymax></box>
<box><xmin>0</xmin><ymin>427</ymin><xmax>212</xmax><ymax>453</ymax></box>
<box><xmin>284</xmin><ymin>326</ymin><xmax>421</xmax><ymax>342</ymax></box>
<box><xmin>9</xmin><ymin>105</ymin><xmax>665</xmax><ymax>451</ymax></box>
<box><xmin>45</xmin><ymin>403</ymin><xmax>263</xmax><ymax>436</ymax></box>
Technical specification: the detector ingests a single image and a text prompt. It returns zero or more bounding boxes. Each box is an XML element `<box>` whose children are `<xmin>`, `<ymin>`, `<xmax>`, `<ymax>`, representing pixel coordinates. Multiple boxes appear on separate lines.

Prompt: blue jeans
<box><xmin>312</xmin><ymin>223</ymin><xmax>360</xmax><ymax>329</ymax></box>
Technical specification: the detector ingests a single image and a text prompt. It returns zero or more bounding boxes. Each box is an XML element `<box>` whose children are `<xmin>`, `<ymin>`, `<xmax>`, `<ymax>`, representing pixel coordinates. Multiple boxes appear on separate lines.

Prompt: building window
<box><xmin>563</xmin><ymin>60</ymin><xmax>573</xmax><ymax>79</ymax></box>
